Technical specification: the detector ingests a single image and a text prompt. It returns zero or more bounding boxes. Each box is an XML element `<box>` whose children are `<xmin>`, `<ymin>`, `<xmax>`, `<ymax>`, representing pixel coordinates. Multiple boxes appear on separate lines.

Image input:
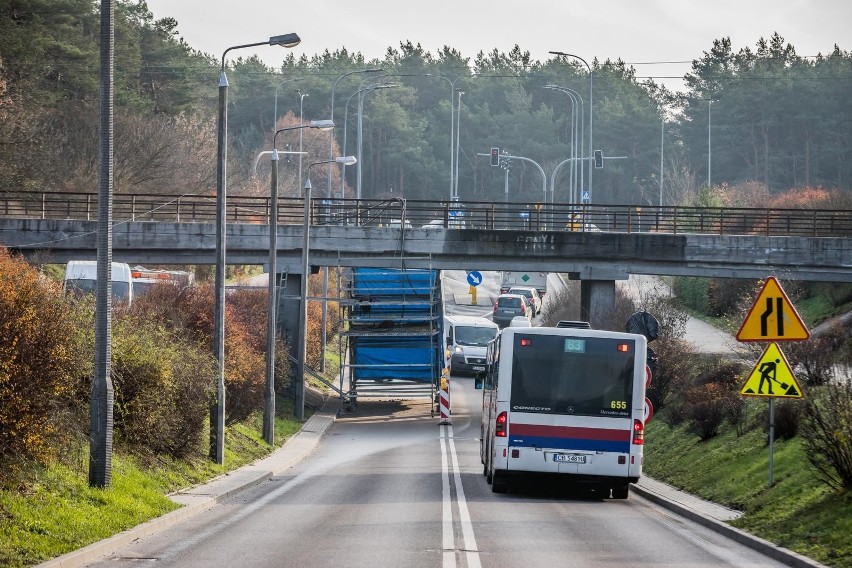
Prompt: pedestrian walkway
<box><xmin>632</xmin><ymin>477</ymin><xmax>826</xmax><ymax>568</ymax></box>
<box><xmin>634</xmin><ymin>476</ymin><xmax>742</xmax><ymax>522</ymax></box>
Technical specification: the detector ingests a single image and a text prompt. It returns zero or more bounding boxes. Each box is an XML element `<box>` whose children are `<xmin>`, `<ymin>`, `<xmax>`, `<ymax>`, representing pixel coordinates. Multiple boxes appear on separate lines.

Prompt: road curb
<box><xmin>631</xmin><ymin>483</ymin><xmax>827</xmax><ymax>568</ymax></box>
<box><xmin>36</xmin><ymin>398</ymin><xmax>339</xmax><ymax>568</ymax></box>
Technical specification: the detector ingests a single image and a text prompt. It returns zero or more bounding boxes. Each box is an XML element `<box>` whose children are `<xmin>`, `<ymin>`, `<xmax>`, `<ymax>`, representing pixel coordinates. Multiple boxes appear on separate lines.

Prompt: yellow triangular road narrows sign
<box><xmin>736</xmin><ymin>277</ymin><xmax>810</xmax><ymax>342</ymax></box>
<box><xmin>740</xmin><ymin>343</ymin><xmax>803</xmax><ymax>398</ymax></box>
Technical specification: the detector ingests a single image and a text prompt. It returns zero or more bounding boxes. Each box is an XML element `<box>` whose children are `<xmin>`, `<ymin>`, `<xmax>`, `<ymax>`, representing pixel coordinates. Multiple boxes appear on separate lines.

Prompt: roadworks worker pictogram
<box><xmin>740</xmin><ymin>343</ymin><xmax>803</xmax><ymax>398</ymax></box>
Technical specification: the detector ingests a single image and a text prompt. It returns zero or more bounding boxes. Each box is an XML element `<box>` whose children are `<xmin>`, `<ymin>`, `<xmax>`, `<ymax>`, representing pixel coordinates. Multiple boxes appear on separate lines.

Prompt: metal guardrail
<box><xmin>1</xmin><ymin>190</ymin><xmax>850</xmax><ymax>237</ymax></box>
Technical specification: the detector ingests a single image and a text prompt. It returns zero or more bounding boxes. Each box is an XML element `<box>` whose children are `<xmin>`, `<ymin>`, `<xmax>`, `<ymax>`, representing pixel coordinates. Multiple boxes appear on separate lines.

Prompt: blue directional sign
<box><xmin>582</xmin><ymin>191</ymin><xmax>590</xmax><ymax>203</ymax></box>
<box><xmin>466</xmin><ymin>271</ymin><xmax>483</xmax><ymax>287</ymax></box>
<box><xmin>519</xmin><ymin>211</ymin><xmax>529</xmax><ymax>219</ymax></box>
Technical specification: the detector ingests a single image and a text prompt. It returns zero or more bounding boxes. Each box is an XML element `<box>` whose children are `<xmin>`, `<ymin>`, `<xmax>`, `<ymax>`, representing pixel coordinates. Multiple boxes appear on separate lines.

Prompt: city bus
<box><xmin>477</xmin><ymin>326</ymin><xmax>648</xmax><ymax>498</ymax></box>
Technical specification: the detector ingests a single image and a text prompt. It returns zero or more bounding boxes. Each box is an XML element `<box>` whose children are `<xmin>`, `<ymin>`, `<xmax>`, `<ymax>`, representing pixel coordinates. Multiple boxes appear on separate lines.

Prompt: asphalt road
<box><xmin>76</xmin><ymin>270</ymin><xmax>799</xmax><ymax>567</ymax></box>
<box><xmin>84</xmin><ymin>374</ymin><xmax>790</xmax><ymax>568</ymax></box>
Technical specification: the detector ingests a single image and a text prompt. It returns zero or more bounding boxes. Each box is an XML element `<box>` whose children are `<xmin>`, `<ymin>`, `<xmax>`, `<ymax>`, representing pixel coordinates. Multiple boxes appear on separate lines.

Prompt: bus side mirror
<box><xmin>474</xmin><ymin>372</ymin><xmax>484</xmax><ymax>390</ymax></box>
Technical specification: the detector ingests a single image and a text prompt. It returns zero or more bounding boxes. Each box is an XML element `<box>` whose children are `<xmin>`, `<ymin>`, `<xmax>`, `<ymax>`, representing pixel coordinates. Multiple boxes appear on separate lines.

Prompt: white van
<box><xmin>63</xmin><ymin>260</ymin><xmax>133</xmax><ymax>306</ymax></box>
<box><xmin>445</xmin><ymin>315</ymin><xmax>499</xmax><ymax>376</ymax></box>
<box><xmin>478</xmin><ymin>326</ymin><xmax>648</xmax><ymax>497</ymax></box>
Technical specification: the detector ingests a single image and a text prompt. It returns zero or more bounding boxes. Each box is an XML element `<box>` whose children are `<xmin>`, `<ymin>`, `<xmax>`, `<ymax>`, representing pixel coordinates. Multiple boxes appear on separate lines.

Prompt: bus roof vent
<box><xmin>555</xmin><ymin>320</ymin><xmax>591</xmax><ymax>329</ymax></box>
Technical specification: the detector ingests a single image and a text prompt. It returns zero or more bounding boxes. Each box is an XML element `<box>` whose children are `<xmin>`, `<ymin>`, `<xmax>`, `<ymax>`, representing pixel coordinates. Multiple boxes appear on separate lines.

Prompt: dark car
<box><xmin>492</xmin><ymin>293</ymin><xmax>533</xmax><ymax>328</ymax></box>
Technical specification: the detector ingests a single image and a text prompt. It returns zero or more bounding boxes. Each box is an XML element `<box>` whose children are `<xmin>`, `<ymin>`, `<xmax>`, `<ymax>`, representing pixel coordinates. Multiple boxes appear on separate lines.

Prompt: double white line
<box><xmin>440</xmin><ymin>425</ymin><xmax>481</xmax><ymax>568</ymax></box>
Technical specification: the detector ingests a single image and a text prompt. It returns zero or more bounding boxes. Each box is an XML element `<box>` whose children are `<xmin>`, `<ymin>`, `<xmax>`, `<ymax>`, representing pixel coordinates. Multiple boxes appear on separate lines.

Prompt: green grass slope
<box><xmin>644</xmin><ymin>414</ymin><xmax>851</xmax><ymax>567</ymax></box>
<box><xmin>0</xmin><ymin>408</ymin><xmax>305</xmax><ymax>567</ymax></box>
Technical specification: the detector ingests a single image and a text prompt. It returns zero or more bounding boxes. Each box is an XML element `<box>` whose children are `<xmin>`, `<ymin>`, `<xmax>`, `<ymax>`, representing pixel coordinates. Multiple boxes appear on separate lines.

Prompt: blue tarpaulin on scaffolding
<box><xmin>351</xmin><ymin>335</ymin><xmax>442</xmax><ymax>382</ymax></box>
<box><xmin>349</xmin><ymin>267</ymin><xmax>444</xmax><ymax>383</ymax></box>
<box><xmin>352</xmin><ymin>267</ymin><xmax>437</xmax><ymax>297</ymax></box>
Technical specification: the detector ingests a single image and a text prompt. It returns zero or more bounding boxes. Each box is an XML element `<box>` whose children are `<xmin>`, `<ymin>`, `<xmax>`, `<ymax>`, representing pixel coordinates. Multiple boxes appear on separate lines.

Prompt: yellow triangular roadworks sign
<box><xmin>736</xmin><ymin>277</ymin><xmax>810</xmax><ymax>342</ymax></box>
<box><xmin>740</xmin><ymin>343</ymin><xmax>803</xmax><ymax>398</ymax></box>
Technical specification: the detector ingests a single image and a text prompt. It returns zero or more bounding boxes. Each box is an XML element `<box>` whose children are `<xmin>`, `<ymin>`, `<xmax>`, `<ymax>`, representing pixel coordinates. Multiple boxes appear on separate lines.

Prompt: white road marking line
<box><xmin>439</xmin><ymin>428</ymin><xmax>457</xmax><ymax>568</ymax></box>
<box><xmin>448</xmin><ymin>427</ymin><xmax>482</xmax><ymax>568</ymax></box>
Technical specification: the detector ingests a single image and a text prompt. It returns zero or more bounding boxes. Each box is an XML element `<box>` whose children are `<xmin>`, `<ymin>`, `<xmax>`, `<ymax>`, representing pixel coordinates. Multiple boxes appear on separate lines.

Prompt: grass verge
<box><xmin>645</xmin><ymin>408</ymin><xmax>851</xmax><ymax>567</ymax></box>
<box><xmin>0</xmin><ymin>396</ymin><xmax>305</xmax><ymax>567</ymax></box>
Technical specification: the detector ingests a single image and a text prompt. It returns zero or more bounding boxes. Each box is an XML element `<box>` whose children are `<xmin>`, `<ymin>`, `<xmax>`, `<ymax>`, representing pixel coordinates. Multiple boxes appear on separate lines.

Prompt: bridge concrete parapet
<box><xmin>2</xmin><ymin>219</ymin><xmax>850</xmax><ymax>282</ymax></box>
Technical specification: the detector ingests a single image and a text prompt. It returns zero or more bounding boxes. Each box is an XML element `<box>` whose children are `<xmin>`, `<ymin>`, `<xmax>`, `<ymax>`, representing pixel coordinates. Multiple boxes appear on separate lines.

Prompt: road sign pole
<box><xmin>768</xmin><ymin>398</ymin><xmax>775</xmax><ymax>487</ymax></box>
<box><xmin>737</xmin><ymin>276</ymin><xmax>808</xmax><ymax>490</ymax></box>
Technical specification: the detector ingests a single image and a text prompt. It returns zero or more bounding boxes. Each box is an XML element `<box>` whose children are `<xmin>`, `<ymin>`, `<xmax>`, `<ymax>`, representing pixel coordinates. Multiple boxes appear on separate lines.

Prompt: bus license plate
<box><xmin>472</xmin><ymin>366</ymin><xmax>485</xmax><ymax>371</ymax></box>
<box><xmin>553</xmin><ymin>454</ymin><xmax>586</xmax><ymax>463</ymax></box>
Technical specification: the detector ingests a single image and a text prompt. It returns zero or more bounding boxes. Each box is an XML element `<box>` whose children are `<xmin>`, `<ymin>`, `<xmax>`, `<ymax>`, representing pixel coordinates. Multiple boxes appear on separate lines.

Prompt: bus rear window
<box><xmin>510</xmin><ymin>334</ymin><xmax>635</xmax><ymax>417</ymax></box>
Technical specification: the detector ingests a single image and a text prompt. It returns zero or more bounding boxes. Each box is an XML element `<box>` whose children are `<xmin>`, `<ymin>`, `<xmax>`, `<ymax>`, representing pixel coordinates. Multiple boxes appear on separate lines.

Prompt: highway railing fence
<box><xmin>1</xmin><ymin>191</ymin><xmax>849</xmax><ymax>238</ymax></box>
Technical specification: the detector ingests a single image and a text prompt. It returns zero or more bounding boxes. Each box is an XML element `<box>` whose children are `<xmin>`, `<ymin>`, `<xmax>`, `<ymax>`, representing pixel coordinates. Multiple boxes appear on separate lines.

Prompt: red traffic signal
<box><xmin>490</xmin><ymin>147</ymin><xmax>500</xmax><ymax>166</ymax></box>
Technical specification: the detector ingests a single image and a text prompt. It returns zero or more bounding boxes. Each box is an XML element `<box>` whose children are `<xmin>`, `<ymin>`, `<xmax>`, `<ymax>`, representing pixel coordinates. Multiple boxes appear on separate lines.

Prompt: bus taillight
<box><xmin>633</xmin><ymin>419</ymin><xmax>645</xmax><ymax>445</ymax></box>
<box><xmin>496</xmin><ymin>411</ymin><xmax>508</xmax><ymax>437</ymax></box>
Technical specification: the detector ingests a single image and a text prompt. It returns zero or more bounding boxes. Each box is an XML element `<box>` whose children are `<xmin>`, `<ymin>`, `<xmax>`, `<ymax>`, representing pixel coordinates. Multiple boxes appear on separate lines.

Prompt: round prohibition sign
<box><xmin>644</xmin><ymin>397</ymin><xmax>654</xmax><ymax>423</ymax></box>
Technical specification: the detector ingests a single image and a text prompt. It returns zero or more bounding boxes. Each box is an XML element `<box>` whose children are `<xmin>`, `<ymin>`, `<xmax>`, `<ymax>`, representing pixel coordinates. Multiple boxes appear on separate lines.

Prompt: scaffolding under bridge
<box><xmin>339</xmin><ymin>266</ymin><xmax>446</xmax><ymax>413</ymax></box>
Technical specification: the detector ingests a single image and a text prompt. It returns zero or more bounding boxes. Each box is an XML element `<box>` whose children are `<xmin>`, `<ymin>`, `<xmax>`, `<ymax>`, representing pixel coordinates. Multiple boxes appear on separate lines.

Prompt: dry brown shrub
<box><xmin>678</xmin><ymin>358</ymin><xmax>746</xmax><ymax>440</ymax></box>
<box><xmin>0</xmin><ymin>249</ymin><xmax>83</xmax><ymax>475</ymax></box>
<box><xmin>715</xmin><ymin>181</ymin><xmax>772</xmax><ymax>208</ymax></box>
<box><xmin>682</xmin><ymin>382</ymin><xmax>738</xmax><ymax>440</ymax></box>
<box><xmin>770</xmin><ymin>187</ymin><xmax>832</xmax><ymax>209</ymax></box>
<box><xmin>786</xmin><ymin>322</ymin><xmax>848</xmax><ymax>387</ymax></box>
<box><xmin>130</xmin><ymin>284</ymin><xmax>265</xmax><ymax>424</ymax></box>
<box><xmin>110</xmin><ymin>314</ymin><xmax>214</xmax><ymax>457</ymax></box>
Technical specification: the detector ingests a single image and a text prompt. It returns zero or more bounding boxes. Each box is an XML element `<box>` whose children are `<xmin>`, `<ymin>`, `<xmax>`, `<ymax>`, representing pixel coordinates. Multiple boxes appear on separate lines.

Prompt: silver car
<box><xmin>492</xmin><ymin>293</ymin><xmax>533</xmax><ymax>328</ymax></box>
<box><xmin>507</xmin><ymin>286</ymin><xmax>542</xmax><ymax>316</ymax></box>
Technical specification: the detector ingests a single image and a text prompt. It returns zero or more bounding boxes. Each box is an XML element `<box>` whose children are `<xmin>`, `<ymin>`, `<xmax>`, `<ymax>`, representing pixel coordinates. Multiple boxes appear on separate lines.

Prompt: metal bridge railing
<box><xmin>1</xmin><ymin>190</ymin><xmax>850</xmax><ymax>238</ymax></box>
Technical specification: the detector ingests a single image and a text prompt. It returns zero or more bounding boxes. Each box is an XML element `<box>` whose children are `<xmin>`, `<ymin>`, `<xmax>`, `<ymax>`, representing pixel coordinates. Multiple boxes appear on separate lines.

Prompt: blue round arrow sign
<box><xmin>466</xmin><ymin>271</ymin><xmax>483</xmax><ymax>287</ymax></box>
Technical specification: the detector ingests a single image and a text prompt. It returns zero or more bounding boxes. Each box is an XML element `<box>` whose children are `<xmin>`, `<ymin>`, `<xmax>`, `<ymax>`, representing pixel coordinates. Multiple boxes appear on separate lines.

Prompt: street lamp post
<box><xmin>545</xmin><ymin>85</ymin><xmax>584</xmax><ymax>205</ymax></box>
<box><xmin>708</xmin><ymin>99</ymin><xmax>712</xmax><ymax>189</ymax></box>
<box><xmin>545</xmin><ymin>86</ymin><xmax>576</xmax><ymax>204</ymax></box>
<box><xmin>429</xmin><ymin>74</ymin><xmax>470</xmax><ymax>201</ymax></box>
<box><xmin>299</xmin><ymin>156</ymin><xmax>357</xmax><ymax>420</ymax></box>
<box><xmin>660</xmin><ymin>114</ymin><xmax>665</xmax><ymax>206</ymax></box>
<box><xmin>549</xmin><ymin>51</ymin><xmax>593</xmax><ymax>202</ymax></box>
<box><xmin>340</xmin><ymin>84</ymin><xmax>396</xmax><ymax>200</ymax></box>
<box><xmin>454</xmin><ymin>90</ymin><xmax>465</xmax><ymax>199</ymax></box>
<box><xmin>272</xmin><ymin>76</ymin><xmax>302</xmax><ymax>135</ymax></box>
<box><xmin>356</xmin><ymin>83</ymin><xmax>397</xmax><ymax>199</ymax></box>
<box><xmin>263</xmin><ymin>119</ymin><xmax>333</xmax><ymax>445</ymax></box>
<box><xmin>563</xmin><ymin>88</ymin><xmax>584</xmax><ymax>205</ymax></box>
<box><xmin>213</xmin><ymin>32</ymin><xmax>300</xmax><ymax>464</ymax></box>
<box><xmin>297</xmin><ymin>90</ymin><xmax>308</xmax><ymax>188</ymax></box>
<box><xmin>252</xmin><ymin>149</ymin><xmax>306</xmax><ymax>178</ymax></box>
<box><xmin>327</xmin><ymin>69</ymin><xmax>383</xmax><ymax>199</ymax></box>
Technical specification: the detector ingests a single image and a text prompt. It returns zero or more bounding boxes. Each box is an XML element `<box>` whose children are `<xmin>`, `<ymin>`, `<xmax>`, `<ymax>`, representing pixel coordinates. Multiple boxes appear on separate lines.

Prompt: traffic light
<box><xmin>490</xmin><ymin>147</ymin><xmax>500</xmax><ymax>166</ymax></box>
<box><xmin>594</xmin><ymin>149</ymin><xmax>603</xmax><ymax>169</ymax></box>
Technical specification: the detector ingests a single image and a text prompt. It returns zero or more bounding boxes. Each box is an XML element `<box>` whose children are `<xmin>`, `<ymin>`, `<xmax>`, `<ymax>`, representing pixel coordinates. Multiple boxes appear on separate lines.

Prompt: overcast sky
<box><xmin>144</xmin><ymin>0</ymin><xmax>851</xmax><ymax>92</ymax></box>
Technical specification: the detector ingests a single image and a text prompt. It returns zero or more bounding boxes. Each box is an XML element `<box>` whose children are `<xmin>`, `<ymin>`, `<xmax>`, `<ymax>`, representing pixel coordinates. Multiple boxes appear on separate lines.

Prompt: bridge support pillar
<box><xmin>277</xmin><ymin>272</ymin><xmax>304</xmax><ymax>390</ymax></box>
<box><xmin>572</xmin><ymin>267</ymin><xmax>628</xmax><ymax>330</ymax></box>
<box><xmin>580</xmin><ymin>280</ymin><xmax>616</xmax><ymax>329</ymax></box>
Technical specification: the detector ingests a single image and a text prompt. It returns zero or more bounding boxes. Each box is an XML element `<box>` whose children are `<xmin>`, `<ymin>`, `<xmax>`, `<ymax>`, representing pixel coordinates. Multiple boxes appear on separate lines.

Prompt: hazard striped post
<box><xmin>439</xmin><ymin>374</ymin><xmax>451</xmax><ymax>424</ymax></box>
